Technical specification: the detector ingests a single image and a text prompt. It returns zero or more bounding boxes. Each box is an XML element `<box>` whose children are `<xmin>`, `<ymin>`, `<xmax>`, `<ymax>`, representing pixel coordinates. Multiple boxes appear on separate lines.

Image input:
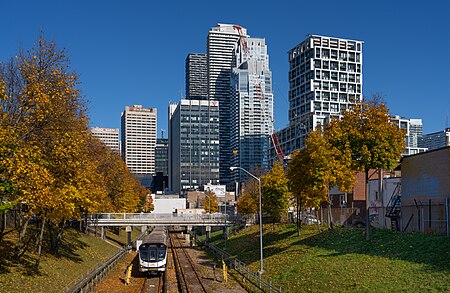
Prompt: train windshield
<box><xmin>140</xmin><ymin>244</ymin><xmax>166</xmax><ymax>262</ymax></box>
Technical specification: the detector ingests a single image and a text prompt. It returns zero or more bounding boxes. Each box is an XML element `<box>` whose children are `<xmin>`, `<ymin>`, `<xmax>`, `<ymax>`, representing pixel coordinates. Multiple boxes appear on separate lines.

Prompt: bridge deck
<box><xmin>87</xmin><ymin>213</ymin><xmax>238</xmax><ymax>227</ymax></box>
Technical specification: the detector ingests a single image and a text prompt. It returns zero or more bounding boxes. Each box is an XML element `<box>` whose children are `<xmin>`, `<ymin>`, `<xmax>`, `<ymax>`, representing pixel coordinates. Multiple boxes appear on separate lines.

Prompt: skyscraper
<box><xmin>155</xmin><ymin>138</ymin><xmax>169</xmax><ymax>176</ymax></box>
<box><xmin>168</xmin><ymin>99</ymin><xmax>220</xmax><ymax>194</ymax></box>
<box><xmin>90</xmin><ymin>127</ymin><xmax>120</xmax><ymax>154</ymax></box>
<box><xmin>207</xmin><ymin>23</ymin><xmax>246</xmax><ymax>188</ymax></box>
<box><xmin>391</xmin><ymin>116</ymin><xmax>427</xmax><ymax>155</ymax></box>
<box><xmin>230</xmin><ymin>37</ymin><xmax>274</xmax><ymax>181</ymax></box>
<box><xmin>420</xmin><ymin>128</ymin><xmax>450</xmax><ymax>151</ymax></box>
<box><xmin>186</xmin><ymin>53</ymin><xmax>208</xmax><ymax>100</ymax></box>
<box><xmin>276</xmin><ymin>35</ymin><xmax>364</xmax><ymax>160</ymax></box>
<box><xmin>121</xmin><ymin>105</ymin><xmax>157</xmax><ymax>187</ymax></box>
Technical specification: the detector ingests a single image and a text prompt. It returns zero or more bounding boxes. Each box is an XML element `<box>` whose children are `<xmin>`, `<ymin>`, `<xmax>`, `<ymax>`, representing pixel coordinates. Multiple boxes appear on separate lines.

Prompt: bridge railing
<box><xmin>87</xmin><ymin>213</ymin><xmax>251</xmax><ymax>222</ymax></box>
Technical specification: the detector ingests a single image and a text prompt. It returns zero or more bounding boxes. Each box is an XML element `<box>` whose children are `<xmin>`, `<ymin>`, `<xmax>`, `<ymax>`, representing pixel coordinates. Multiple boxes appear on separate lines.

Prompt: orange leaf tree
<box><xmin>325</xmin><ymin>99</ymin><xmax>406</xmax><ymax>239</ymax></box>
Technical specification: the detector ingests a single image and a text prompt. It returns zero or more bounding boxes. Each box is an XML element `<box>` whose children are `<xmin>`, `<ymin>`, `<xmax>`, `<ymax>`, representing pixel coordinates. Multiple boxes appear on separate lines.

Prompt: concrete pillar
<box><xmin>126</xmin><ymin>226</ymin><xmax>132</xmax><ymax>247</ymax></box>
<box><xmin>223</xmin><ymin>226</ymin><xmax>227</xmax><ymax>240</ymax></box>
<box><xmin>101</xmin><ymin>226</ymin><xmax>105</xmax><ymax>240</ymax></box>
<box><xmin>206</xmin><ymin>226</ymin><xmax>211</xmax><ymax>241</ymax></box>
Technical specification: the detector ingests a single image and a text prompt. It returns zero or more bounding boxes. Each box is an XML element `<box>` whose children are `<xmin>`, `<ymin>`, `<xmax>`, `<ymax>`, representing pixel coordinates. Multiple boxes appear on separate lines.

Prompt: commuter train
<box><xmin>138</xmin><ymin>226</ymin><xmax>168</xmax><ymax>273</ymax></box>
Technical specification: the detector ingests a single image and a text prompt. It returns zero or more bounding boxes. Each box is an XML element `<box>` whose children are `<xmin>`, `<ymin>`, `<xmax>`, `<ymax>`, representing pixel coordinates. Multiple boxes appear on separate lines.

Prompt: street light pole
<box><xmin>230</xmin><ymin>166</ymin><xmax>264</xmax><ymax>275</ymax></box>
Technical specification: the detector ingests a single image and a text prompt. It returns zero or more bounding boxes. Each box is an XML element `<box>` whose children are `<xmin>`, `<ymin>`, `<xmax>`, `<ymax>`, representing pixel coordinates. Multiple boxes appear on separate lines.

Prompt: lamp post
<box><xmin>230</xmin><ymin>166</ymin><xmax>263</xmax><ymax>275</ymax></box>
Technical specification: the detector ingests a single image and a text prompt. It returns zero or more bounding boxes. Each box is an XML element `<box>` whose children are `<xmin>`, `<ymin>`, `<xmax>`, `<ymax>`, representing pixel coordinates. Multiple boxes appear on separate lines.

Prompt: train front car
<box><xmin>139</xmin><ymin>227</ymin><xmax>168</xmax><ymax>273</ymax></box>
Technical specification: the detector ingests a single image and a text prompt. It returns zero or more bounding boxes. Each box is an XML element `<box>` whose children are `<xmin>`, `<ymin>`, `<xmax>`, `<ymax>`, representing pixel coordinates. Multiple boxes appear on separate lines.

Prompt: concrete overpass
<box><xmin>87</xmin><ymin>213</ymin><xmax>239</xmax><ymax>227</ymax></box>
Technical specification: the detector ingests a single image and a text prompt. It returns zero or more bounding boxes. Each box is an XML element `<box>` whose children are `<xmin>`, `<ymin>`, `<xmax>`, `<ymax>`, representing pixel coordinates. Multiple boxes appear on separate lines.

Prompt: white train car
<box><xmin>138</xmin><ymin>227</ymin><xmax>167</xmax><ymax>273</ymax></box>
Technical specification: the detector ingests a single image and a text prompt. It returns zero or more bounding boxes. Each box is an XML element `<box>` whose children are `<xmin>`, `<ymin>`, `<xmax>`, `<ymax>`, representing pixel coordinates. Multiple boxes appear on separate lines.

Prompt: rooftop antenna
<box><xmin>161</xmin><ymin>129</ymin><xmax>166</xmax><ymax>139</ymax></box>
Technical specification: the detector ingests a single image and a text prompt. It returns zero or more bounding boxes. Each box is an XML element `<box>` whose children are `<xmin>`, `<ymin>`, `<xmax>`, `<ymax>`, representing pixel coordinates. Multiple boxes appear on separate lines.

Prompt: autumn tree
<box><xmin>261</xmin><ymin>163</ymin><xmax>289</xmax><ymax>224</ymax></box>
<box><xmin>0</xmin><ymin>35</ymin><xmax>149</xmax><ymax>270</ymax></box>
<box><xmin>236</xmin><ymin>177</ymin><xmax>259</xmax><ymax>217</ymax></box>
<box><xmin>287</xmin><ymin>127</ymin><xmax>355</xmax><ymax>234</ymax></box>
<box><xmin>90</xmin><ymin>136</ymin><xmax>148</xmax><ymax>213</ymax></box>
<box><xmin>204</xmin><ymin>191</ymin><xmax>218</xmax><ymax>213</ymax></box>
<box><xmin>326</xmin><ymin>99</ymin><xmax>405</xmax><ymax>239</ymax></box>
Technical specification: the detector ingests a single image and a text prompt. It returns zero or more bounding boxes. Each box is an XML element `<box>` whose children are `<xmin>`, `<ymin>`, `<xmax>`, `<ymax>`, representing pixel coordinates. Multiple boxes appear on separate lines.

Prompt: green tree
<box><xmin>261</xmin><ymin>163</ymin><xmax>289</xmax><ymax>224</ymax></box>
<box><xmin>326</xmin><ymin>99</ymin><xmax>406</xmax><ymax>239</ymax></box>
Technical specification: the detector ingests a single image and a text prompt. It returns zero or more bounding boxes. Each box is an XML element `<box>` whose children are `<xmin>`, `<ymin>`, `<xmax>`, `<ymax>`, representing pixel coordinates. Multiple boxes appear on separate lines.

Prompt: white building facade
<box><xmin>207</xmin><ymin>23</ymin><xmax>247</xmax><ymax>189</ymax></box>
<box><xmin>391</xmin><ymin>116</ymin><xmax>427</xmax><ymax>156</ymax></box>
<box><xmin>275</xmin><ymin>35</ymin><xmax>364</xmax><ymax>161</ymax></box>
<box><xmin>230</xmin><ymin>37</ymin><xmax>274</xmax><ymax>181</ymax></box>
<box><xmin>91</xmin><ymin>127</ymin><xmax>120</xmax><ymax>153</ymax></box>
<box><xmin>121</xmin><ymin>105</ymin><xmax>157</xmax><ymax>187</ymax></box>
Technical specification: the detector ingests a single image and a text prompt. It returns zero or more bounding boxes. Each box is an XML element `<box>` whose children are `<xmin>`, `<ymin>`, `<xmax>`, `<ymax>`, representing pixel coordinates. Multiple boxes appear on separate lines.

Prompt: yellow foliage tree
<box><xmin>204</xmin><ymin>191</ymin><xmax>219</xmax><ymax>213</ymax></box>
<box><xmin>236</xmin><ymin>177</ymin><xmax>258</xmax><ymax>216</ymax></box>
<box><xmin>261</xmin><ymin>163</ymin><xmax>290</xmax><ymax>223</ymax></box>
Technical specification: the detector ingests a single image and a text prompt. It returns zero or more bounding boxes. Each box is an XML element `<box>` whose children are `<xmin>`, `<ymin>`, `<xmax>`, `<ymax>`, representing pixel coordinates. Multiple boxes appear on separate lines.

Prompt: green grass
<box><xmin>0</xmin><ymin>226</ymin><xmax>141</xmax><ymax>293</ymax></box>
<box><xmin>208</xmin><ymin>224</ymin><xmax>450</xmax><ymax>292</ymax></box>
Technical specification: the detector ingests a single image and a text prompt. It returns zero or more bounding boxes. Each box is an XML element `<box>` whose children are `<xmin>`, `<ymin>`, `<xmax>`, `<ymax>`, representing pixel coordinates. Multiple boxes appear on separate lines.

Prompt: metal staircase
<box><xmin>385</xmin><ymin>182</ymin><xmax>401</xmax><ymax>231</ymax></box>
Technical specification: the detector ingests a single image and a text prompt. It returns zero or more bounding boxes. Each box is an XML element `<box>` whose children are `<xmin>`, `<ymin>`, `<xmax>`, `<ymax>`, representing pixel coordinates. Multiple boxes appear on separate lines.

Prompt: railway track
<box><xmin>139</xmin><ymin>272</ymin><xmax>164</xmax><ymax>293</ymax></box>
<box><xmin>170</xmin><ymin>232</ymin><xmax>209</xmax><ymax>293</ymax></box>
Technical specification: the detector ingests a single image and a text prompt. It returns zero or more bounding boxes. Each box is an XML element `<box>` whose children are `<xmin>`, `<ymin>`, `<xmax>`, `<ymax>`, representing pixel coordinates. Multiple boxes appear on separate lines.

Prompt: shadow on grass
<box><xmin>208</xmin><ymin>224</ymin><xmax>299</xmax><ymax>264</ymax></box>
<box><xmin>0</xmin><ymin>228</ymin><xmax>93</xmax><ymax>276</ymax></box>
<box><xmin>294</xmin><ymin>227</ymin><xmax>450</xmax><ymax>273</ymax></box>
<box><xmin>209</xmin><ymin>224</ymin><xmax>450</xmax><ymax>274</ymax></box>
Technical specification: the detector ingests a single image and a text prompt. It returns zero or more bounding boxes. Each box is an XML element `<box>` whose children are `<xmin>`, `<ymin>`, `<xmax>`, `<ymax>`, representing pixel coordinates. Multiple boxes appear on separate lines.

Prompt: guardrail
<box><xmin>192</xmin><ymin>233</ymin><xmax>282</xmax><ymax>293</ymax></box>
<box><xmin>65</xmin><ymin>246</ymin><xmax>131</xmax><ymax>293</ymax></box>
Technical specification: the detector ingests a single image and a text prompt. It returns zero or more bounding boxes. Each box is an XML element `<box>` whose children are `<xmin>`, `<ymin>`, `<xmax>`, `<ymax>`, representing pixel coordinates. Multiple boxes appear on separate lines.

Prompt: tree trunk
<box><xmin>315</xmin><ymin>209</ymin><xmax>321</xmax><ymax>232</ymax></box>
<box><xmin>328</xmin><ymin>185</ymin><xmax>334</xmax><ymax>230</ymax></box>
<box><xmin>296</xmin><ymin>197</ymin><xmax>302</xmax><ymax>236</ymax></box>
<box><xmin>365</xmin><ymin>170</ymin><xmax>371</xmax><ymax>240</ymax></box>
<box><xmin>54</xmin><ymin>221</ymin><xmax>65</xmax><ymax>254</ymax></box>
<box><xmin>15</xmin><ymin>218</ymin><xmax>29</xmax><ymax>259</ymax></box>
<box><xmin>0</xmin><ymin>212</ymin><xmax>5</xmax><ymax>242</ymax></box>
<box><xmin>35</xmin><ymin>216</ymin><xmax>46</xmax><ymax>270</ymax></box>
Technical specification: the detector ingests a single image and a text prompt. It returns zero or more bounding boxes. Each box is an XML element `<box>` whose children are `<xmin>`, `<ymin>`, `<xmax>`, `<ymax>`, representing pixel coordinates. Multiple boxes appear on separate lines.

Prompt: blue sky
<box><xmin>1</xmin><ymin>0</ymin><xmax>449</xmax><ymax>134</ymax></box>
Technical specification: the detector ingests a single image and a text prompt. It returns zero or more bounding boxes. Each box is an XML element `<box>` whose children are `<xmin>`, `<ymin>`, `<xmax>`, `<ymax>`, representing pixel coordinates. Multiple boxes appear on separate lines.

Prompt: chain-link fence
<box><xmin>316</xmin><ymin>207</ymin><xmax>360</xmax><ymax>227</ymax></box>
<box><xmin>401</xmin><ymin>200</ymin><xmax>449</xmax><ymax>235</ymax></box>
<box><xmin>316</xmin><ymin>198</ymin><xmax>450</xmax><ymax>236</ymax></box>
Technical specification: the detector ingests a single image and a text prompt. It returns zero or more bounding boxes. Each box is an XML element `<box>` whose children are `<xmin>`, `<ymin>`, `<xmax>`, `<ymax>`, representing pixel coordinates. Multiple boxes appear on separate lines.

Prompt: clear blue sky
<box><xmin>1</xmin><ymin>0</ymin><xmax>449</xmax><ymax>134</ymax></box>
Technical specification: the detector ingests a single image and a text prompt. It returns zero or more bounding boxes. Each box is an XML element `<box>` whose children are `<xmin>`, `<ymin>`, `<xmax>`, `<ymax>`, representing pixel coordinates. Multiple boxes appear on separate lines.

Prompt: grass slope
<box><xmin>0</xmin><ymin>227</ymin><xmax>140</xmax><ymax>293</ymax></box>
<box><xmin>209</xmin><ymin>224</ymin><xmax>450</xmax><ymax>292</ymax></box>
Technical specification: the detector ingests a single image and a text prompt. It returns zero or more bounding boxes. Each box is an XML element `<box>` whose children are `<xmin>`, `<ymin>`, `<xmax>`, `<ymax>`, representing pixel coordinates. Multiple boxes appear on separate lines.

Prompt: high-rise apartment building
<box><xmin>121</xmin><ymin>105</ymin><xmax>157</xmax><ymax>187</ymax></box>
<box><xmin>186</xmin><ymin>53</ymin><xmax>208</xmax><ymax>100</ymax></box>
<box><xmin>207</xmin><ymin>23</ymin><xmax>247</xmax><ymax>188</ymax></box>
<box><xmin>155</xmin><ymin>138</ymin><xmax>169</xmax><ymax>176</ymax></box>
<box><xmin>230</xmin><ymin>37</ymin><xmax>274</xmax><ymax>181</ymax></box>
<box><xmin>168</xmin><ymin>99</ymin><xmax>220</xmax><ymax>194</ymax></box>
<box><xmin>276</xmin><ymin>35</ymin><xmax>364</xmax><ymax>160</ymax></box>
<box><xmin>420</xmin><ymin>127</ymin><xmax>450</xmax><ymax>150</ymax></box>
<box><xmin>90</xmin><ymin>127</ymin><xmax>120</xmax><ymax>153</ymax></box>
<box><xmin>391</xmin><ymin>116</ymin><xmax>427</xmax><ymax>155</ymax></box>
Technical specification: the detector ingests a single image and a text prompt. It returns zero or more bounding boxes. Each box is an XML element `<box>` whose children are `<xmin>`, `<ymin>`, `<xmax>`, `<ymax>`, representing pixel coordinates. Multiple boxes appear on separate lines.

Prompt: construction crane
<box><xmin>255</xmin><ymin>83</ymin><xmax>285</xmax><ymax>162</ymax></box>
<box><xmin>233</xmin><ymin>25</ymin><xmax>249</xmax><ymax>57</ymax></box>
